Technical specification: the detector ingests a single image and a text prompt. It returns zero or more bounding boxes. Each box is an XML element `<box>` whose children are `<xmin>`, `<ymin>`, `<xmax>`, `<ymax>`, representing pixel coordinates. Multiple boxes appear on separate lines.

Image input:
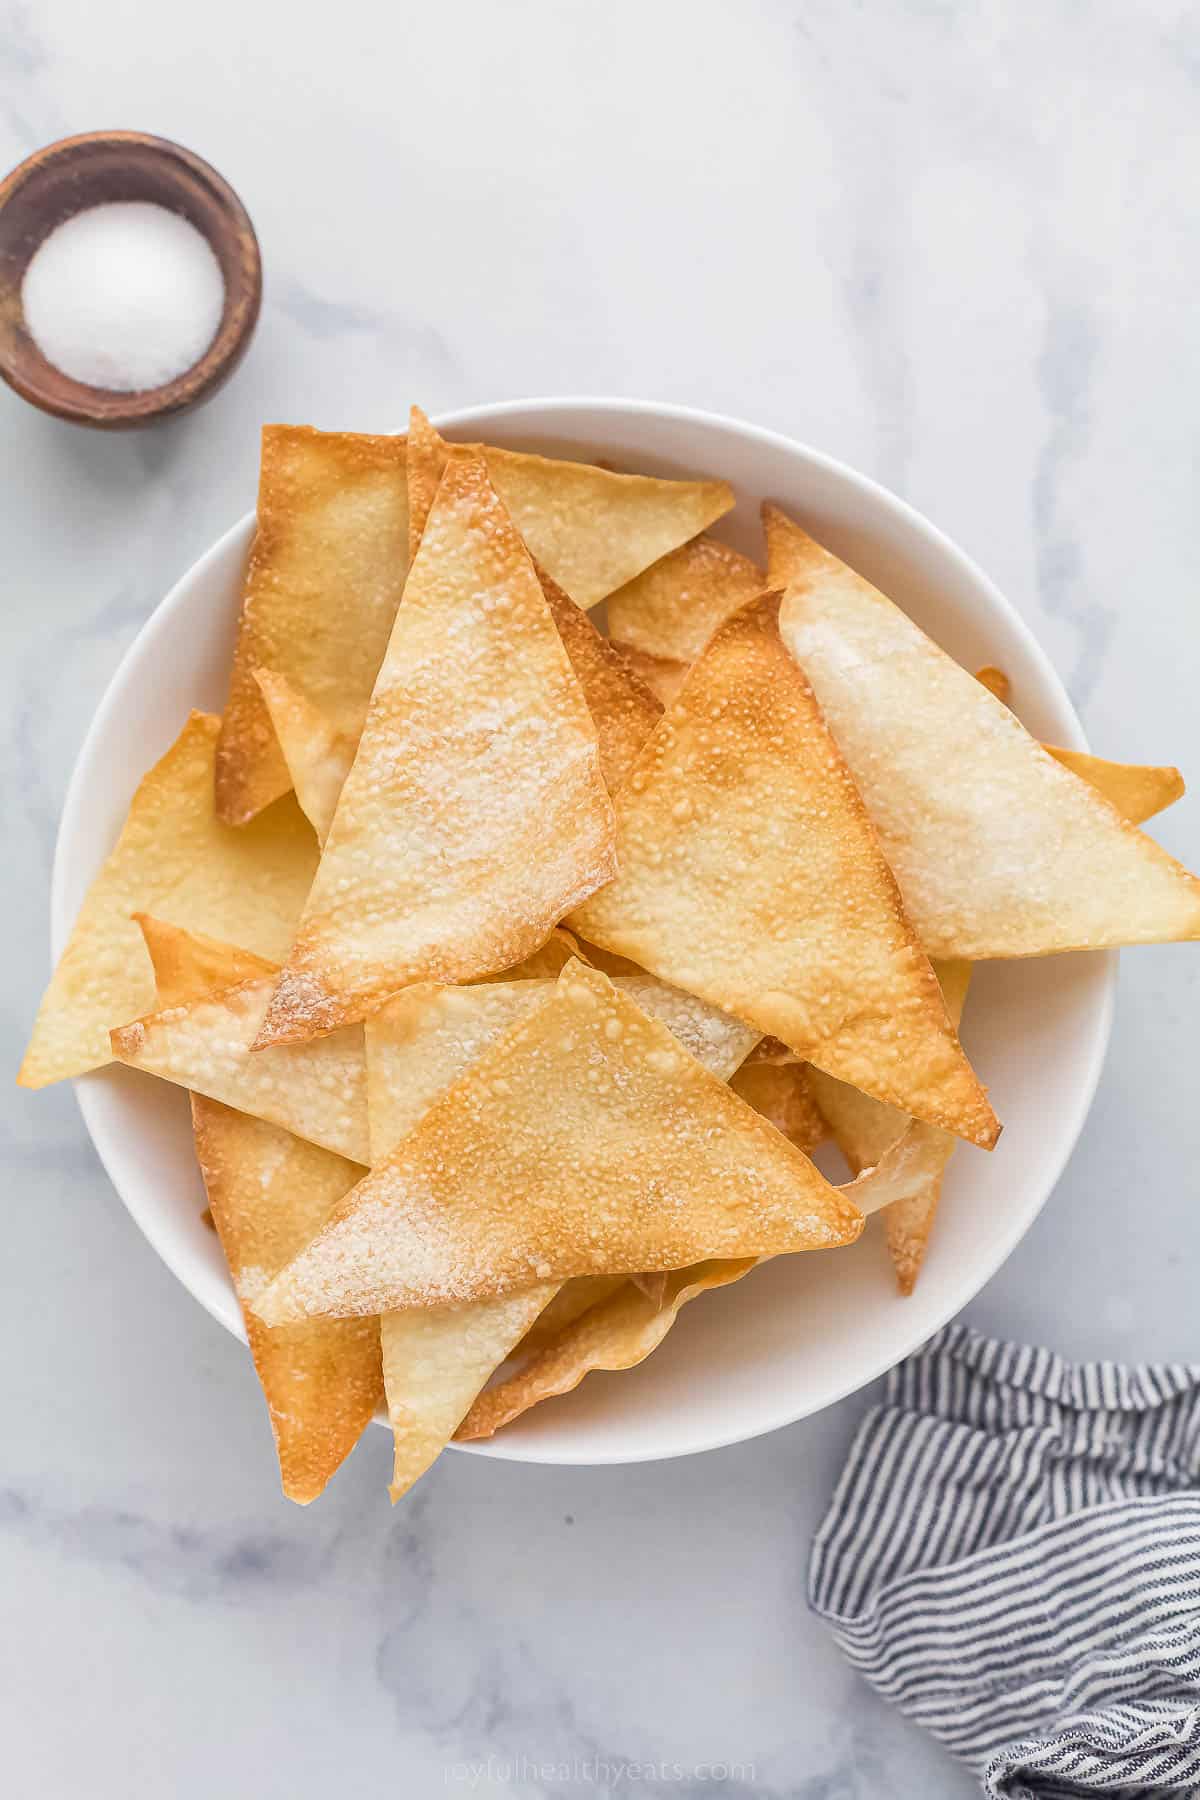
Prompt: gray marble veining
<box><xmin>4</xmin><ymin>3</ymin><xmax>1199</xmax><ymax>1795</ymax></box>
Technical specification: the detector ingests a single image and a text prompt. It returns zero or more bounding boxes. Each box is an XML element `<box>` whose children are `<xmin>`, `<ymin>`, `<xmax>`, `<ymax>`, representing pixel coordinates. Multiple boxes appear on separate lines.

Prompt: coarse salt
<box><xmin>21</xmin><ymin>200</ymin><xmax>225</xmax><ymax>392</ymax></box>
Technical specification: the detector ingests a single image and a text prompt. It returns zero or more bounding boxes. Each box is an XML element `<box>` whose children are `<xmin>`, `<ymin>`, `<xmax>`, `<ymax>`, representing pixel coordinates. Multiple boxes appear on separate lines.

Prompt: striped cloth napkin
<box><xmin>809</xmin><ymin>1325</ymin><xmax>1200</xmax><ymax>1797</ymax></box>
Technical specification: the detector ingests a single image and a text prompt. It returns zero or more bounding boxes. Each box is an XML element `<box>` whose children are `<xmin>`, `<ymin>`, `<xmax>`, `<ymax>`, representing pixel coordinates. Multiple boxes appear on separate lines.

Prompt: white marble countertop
<box><xmin>5</xmin><ymin>4</ymin><xmax>1199</xmax><ymax>1795</ymax></box>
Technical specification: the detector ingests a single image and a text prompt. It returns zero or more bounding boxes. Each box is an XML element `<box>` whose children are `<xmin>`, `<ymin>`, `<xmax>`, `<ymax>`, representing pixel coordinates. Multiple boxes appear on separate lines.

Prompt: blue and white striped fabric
<box><xmin>809</xmin><ymin>1326</ymin><xmax>1200</xmax><ymax>1797</ymax></box>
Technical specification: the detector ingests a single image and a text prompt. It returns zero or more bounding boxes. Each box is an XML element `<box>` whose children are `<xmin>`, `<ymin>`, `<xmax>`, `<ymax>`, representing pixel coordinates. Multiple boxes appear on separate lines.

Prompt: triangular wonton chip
<box><xmin>191</xmin><ymin>1097</ymin><xmax>381</xmax><ymax>1503</ymax></box>
<box><xmin>111</xmin><ymin>971</ymin><xmax>369</xmax><ymax>1164</ymax></box>
<box><xmin>135</xmin><ymin>913</ymin><xmax>276</xmax><ymax>1007</ymax></box>
<box><xmin>253</xmin><ymin>668</ymin><xmax>356</xmax><ymax>844</ymax></box>
<box><xmin>534</xmin><ymin>564</ymin><xmax>662</xmax><ymax>792</ymax></box>
<box><xmin>456</xmin><ymin>1258</ymin><xmax>758</xmax><ymax>1442</ymax></box>
<box><xmin>365</xmin><ymin>988</ymin><xmax>555</xmax><ymax>1500</ymax></box>
<box><xmin>216</xmin><ymin>427</ymin><xmax>409</xmax><ymax>824</ymax></box>
<box><xmin>512</xmin><ymin>1277</ymin><xmax>630</xmax><ymax>1358</ymax></box>
<box><xmin>19</xmin><ymin>713</ymin><xmax>317</xmax><ymax>1088</ymax></box>
<box><xmin>459</xmin><ymin>1095</ymin><xmax>972</xmax><ymax>1441</ymax></box>
<box><xmin>364</xmin><ymin>975</ymin><xmax>757</xmax><ymax>1161</ymax></box>
<box><xmin>1044</xmin><ymin>747</ymin><xmax>1184</xmax><ymax>825</ymax></box>
<box><xmin>256</xmin><ymin>453</ymin><xmax>617</xmax><ymax>1045</ymax></box>
<box><xmin>366</xmin><ymin>969</ymin><xmax>757</xmax><ymax>1497</ymax></box>
<box><xmin>766</xmin><ymin>506</ymin><xmax>1200</xmax><ymax>957</ymax></box>
<box><xmin>606</xmin><ymin>534</ymin><xmax>765</xmax><ymax>666</ymax></box>
<box><xmin>571</xmin><ymin>594</ymin><xmax>999</xmax><ymax>1147</ymax></box>
<box><xmin>406</xmin><ymin>406</ymin><xmax>734</xmax><ymax>606</ymax></box>
<box><xmin>809</xmin><ymin>959</ymin><xmax>972</xmax><ymax>1294</ymax></box>
<box><xmin>730</xmin><ymin>1059</ymin><xmax>828</xmax><ymax>1155</ymax></box>
<box><xmin>254</xmin><ymin>962</ymin><xmax>861</xmax><ymax>1324</ymax></box>
<box><xmin>976</xmin><ymin>666</ymin><xmax>1186</xmax><ymax>825</ymax></box>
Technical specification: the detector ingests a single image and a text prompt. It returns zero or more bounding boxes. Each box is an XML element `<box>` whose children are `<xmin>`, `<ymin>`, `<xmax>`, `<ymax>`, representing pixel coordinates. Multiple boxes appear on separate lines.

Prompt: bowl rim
<box><xmin>51</xmin><ymin>395</ymin><xmax>1116</xmax><ymax>1465</ymax></box>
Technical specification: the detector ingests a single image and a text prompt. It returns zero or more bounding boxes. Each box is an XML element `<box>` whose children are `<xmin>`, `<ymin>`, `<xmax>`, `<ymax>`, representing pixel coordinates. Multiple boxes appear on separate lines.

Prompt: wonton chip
<box><xmin>255</xmin><ymin>963</ymin><xmax>861</xmax><ymax>1324</ymax></box>
<box><xmin>134</xmin><ymin>913</ymin><xmax>276</xmax><ymax>1007</ymax></box>
<box><xmin>974</xmin><ymin>665</ymin><xmax>1011</xmax><ymax>704</ymax></box>
<box><xmin>191</xmin><ymin>1097</ymin><xmax>380</xmax><ymax>1503</ymax></box>
<box><xmin>809</xmin><ymin>959</ymin><xmax>972</xmax><ymax>1293</ymax></box>
<box><xmin>256</xmin><ymin>454</ymin><xmax>617</xmax><ymax>1045</ymax></box>
<box><xmin>406</xmin><ymin>406</ymin><xmax>734</xmax><ymax>607</ymax></box>
<box><xmin>365</xmin><ymin>969</ymin><xmax>756</xmax><ymax>1495</ymax></box>
<box><xmin>477</xmin><ymin>929</ymin><xmax>583</xmax><ymax>982</ymax></box>
<box><xmin>766</xmin><ymin>506</ymin><xmax>1200</xmax><ymax>957</ymax></box>
<box><xmin>365</xmin><ymin>982</ymin><xmax>556</xmax><ymax>1500</ymax></box>
<box><xmin>457</xmin><ymin>1097</ymin><xmax>986</xmax><ymax>1441</ymax></box>
<box><xmin>111</xmin><ymin>974</ymin><xmax>369</xmax><ymax>1164</ymax></box>
<box><xmin>535</xmin><ymin>564</ymin><xmax>662</xmax><ymax>792</ymax></box>
<box><xmin>606</xmin><ymin>534</ymin><xmax>765</xmax><ymax>666</ymax></box>
<box><xmin>976</xmin><ymin>666</ymin><xmax>1185</xmax><ymax>826</ymax></box>
<box><xmin>571</xmin><ymin>594</ymin><xmax>999</xmax><ymax>1147</ymax></box>
<box><xmin>216</xmin><ymin>427</ymin><xmax>409</xmax><ymax>824</ymax></box>
<box><xmin>730</xmin><ymin>1060</ymin><xmax>827</xmax><ymax>1155</ymax></box>
<box><xmin>1044</xmin><ymin>747</ymin><xmax>1184</xmax><ymax>825</ymax></box>
<box><xmin>457</xmin><ymin>1258</ymin><xmax>758</xmax><ymax>1441</ymax></box>
<box><xmin>364</xmin><ymin>975</ymin><xmax>759</xmax><ymax>1161</ymax></box>
<box><xmin>253</xmin><ymin>668</ymin><xmax>355</xmax><ymax>844</ymax></box>
<box><xmin>19</xmin><ymin>713</ymin><xmax>317</xmax><ymax>1088</ymax></box>
<box><xmin>513</xmin><ymin>1276</ymin><xmax>630</xmax><ymax>1357</ymax></box>
<box><xmin>611</xmin><ymin>646</ymin><xmax>691</xmax><ymax>708</ymax></box>
<box><xmin>379</xmin><ymin>1287</ymin><xmax>551</xmax><ymax>1501</ymax></box>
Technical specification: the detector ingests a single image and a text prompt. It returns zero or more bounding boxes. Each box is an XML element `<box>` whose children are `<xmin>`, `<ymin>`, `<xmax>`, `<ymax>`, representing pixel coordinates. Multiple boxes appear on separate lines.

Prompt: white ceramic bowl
<box><xmin>53</xmin><ymin>398</ymin><xmax>1115</xmax><ymax>1466</ymax></box>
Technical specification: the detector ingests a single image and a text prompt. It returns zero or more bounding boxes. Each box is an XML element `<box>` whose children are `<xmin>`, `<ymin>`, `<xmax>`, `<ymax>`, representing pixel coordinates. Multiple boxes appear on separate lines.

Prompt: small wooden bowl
<box><xmin>0</xmin><ymin>131</ymin><xmax>261</xmax><ymax>429</ymax></box>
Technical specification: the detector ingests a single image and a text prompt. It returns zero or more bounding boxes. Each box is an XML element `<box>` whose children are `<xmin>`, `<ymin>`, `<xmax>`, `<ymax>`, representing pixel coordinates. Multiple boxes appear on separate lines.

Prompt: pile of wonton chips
<box><xmin>21</xmin><ymin>409</ymin><xmax>1200</xmax><ymax>1504</ymax></box>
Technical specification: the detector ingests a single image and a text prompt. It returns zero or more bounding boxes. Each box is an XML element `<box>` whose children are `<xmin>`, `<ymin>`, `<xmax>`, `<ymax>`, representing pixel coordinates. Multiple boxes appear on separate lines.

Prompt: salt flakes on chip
<box><xmin>112</xmin><ymin>949</ymin><xmax>370</xmax><ymax>1165</ymax></box>
<box><xmin>255</xmin><ymin>452</ymin><xmax>617</xmax><ymax>1044</ymax></box>
<box><xmin>571</xmin><ymin>592</ymin><xmax>999</xmax><ymax>1148</ymax></box>
<box><xmin>19</xmin><ymin>712</ymin><xmax>317</xmax><ymax>1088</ymax></box>
<box><xmin>767</xmin><ymin>504</ymin><xmax>1200</xmax><ymax>958</ymax></box>
<box><xmin>254</xmin><ymin>963</ymin><xmax>861</xmax><ymax>1326</ymax></box>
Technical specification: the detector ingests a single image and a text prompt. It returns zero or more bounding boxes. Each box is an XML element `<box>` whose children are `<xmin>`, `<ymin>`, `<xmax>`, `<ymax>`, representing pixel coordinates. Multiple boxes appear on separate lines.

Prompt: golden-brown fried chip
<box><xmin>134</xmin><ymin>914</ymin><xmax>276</xmax><ymax>1008</ymax></box>
<box><xmin>730</xmin><ymin>1060</ymin><xmax>827</xmax><ymax>1154</ymax></box>
<box><xmin>255</xmin><ymin>963</ymin><xmax>861</xmax><ymax>1324</ymax></box>
<box><xmin>379</xmin><ymin>1288</ymin><xmax>550</xmax><ymax>1501</ymax></box>
<box><xmin>364</xmin><ymin>975</ymin><xmax>759</xmax><ymax>1162</ymax></box>
<box><xmin>366</xmin><ymin>967</ymin><xmax>756</xmax><ymax>1497</ymax></box>
<box><xmin>809</xmin><ymin>959</ymin><xmax>972</xmax><ymax>1293</ymax></box>
<box><xmin>112</xmin><ymin>976</ymin><xmax>368</xmax><ymax>1163</ymax></box>
<box><xmin>457</xmin><ymin>1101</ymin><xmax>975</xmax><ymax>1442</ymax></box>
<box><xmin>610</xmin><ymin>645</ymin><xmax>691</xmax><ymax>708</ymax></box>
<box><xmin>767</xmin><ymin>506</ymin><xmax>1200</xmax><ymax>956</ymax></box>
<box><xmin>253</xmin><ymin>668</ymin><xmax>356</xmax><ymax>844</ymax></box>
<box><xmin>457</xmin><ymin>1258</ymin><xmax>758</xmax><ymax>1441</ymax></box>
<box><xmin>1045</xmin><ymin>748</ymin><xmax>1185</xmax><ymax>826</ymax></box>
<box><xmin>571</xmin><ymin>594</ymin><xmax>998</xmax><ymax>1147</ymax></box>
<box><xmin>974</xmin><ymin>665</ymin><xmax>1011</xmax><ymax>704</ymax></box>
<box><xmin>513</xmin><ymin>1276</ymin><xmax>630</xmax><ymax>1357</ymax></box>
<box><xmin>606</xmin><ymin>534</ymin><xmax>765</xmax><ymax>665</ymax></box>
<box><xmin>535</xmin><ymin>564</ymin><xmax>662</xmax><ymax>792</ymax></box>
<box><xmin>216</xmin><ymin>427</ymin><xmax>409</xmax><ymax>824</ymax></box>
<box><xmin>406</xmin><ymin>406</ymin><xmax>734</xmax><ymax>605</ymax></box>
<box><xmin>476</xmin><ymin>928</ymin><xmax>584</xmax><ymax>982</ymax></box>
<box><xmin>976</xmin><ymin>667</ymin><xmax>1185</xmax><ymax>826</ymax></box>
<box><xmin>191</xmin><ymin>1097</ymin><xmax>380</xmax><ymax>1503</ymax></box>
<box><xmin>256</xmin><ymin>454</ymin><xmax>617</xmax><ymax>1045</ymax></box>
<box><xmin>19</xmin><ymin>713</ymin><xmax>317</xmax><ymax>1089</ymax></box>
